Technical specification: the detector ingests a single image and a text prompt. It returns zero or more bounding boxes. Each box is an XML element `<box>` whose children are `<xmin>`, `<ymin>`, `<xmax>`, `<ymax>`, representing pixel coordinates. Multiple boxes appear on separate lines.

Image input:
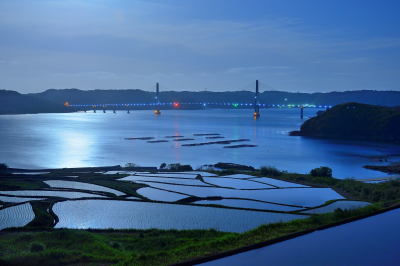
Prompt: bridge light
<box><xmin>174</xmin><ymin>103</ymin><xmax>179</xmax><ymax>107</ymax></box>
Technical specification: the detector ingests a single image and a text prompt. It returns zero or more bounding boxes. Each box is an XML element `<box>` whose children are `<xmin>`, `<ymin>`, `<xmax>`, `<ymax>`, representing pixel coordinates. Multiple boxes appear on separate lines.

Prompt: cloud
<box><xmin>225</xmin><ymin>66</ymin><xmax>293</xmax><ymax>74</ymax></box>
<box><xmin>51</xmin><ymin>71</ymin><xmax>118</xmax><ymax>79</ymax></box>
<box><xmin>0</xmin><ymin>1</ymin><xmax>399</xmax><ymax>93</ymax></box>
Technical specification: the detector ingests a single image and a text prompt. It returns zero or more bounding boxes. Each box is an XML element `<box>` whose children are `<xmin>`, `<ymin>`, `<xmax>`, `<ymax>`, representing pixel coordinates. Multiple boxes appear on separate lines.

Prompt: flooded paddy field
<box><xmin>194</xmin><ymin>199</ymin><xmax>302</xmax><ymax>212</ymax></box>
<box><xmin>0</xmin><ymin>170</ymin><xmax>372</xmax><ymax>233</ymax></box>
<box><xmin>118</xmin><ymin>175</ymin><xmax>211</xmax><ymax>186</ymax></box>
<box><xmin>136</xmin><ymin>187</ymin><xmax>190</xmax><ymax>201</ymax></box>
<box><xmin>300</xmin><ymin>200</ymin><xmax>372</xmax><ymax>214</ymax></box>
<box><xmin>44</xmin><ymin>180</ymin><xmax>125</xmax><ymax>196</ymax></box>
<box><xmin>53</xmin><ymin>200</ymin><xmax>308</xmax><ymax>233</ymax></box>
<box><xmin>202</xmin><ymin>177</ymin><xmax>275</xmax><ymax>189</ymax></box>
<box><xmin>0</xmin><ymin>203</ymin><xmax>35</xmax><ymax>230</ymax></box>
<box><xmin>135</xmin><ymin>173</ymin><xmax>206</xmax><ymax>179</ymax></box>
<box><xmin>0</xmin><ymin>195</ymin><xmax>46</xmax><ymax>203</ymax></box>
<box><xmin>249</xmin><ymin>177</ymin><xmax>310</xmax><ymax>188</ymax></box>
<box><xmin>0</xmin><ymin>190</ymin><xmax>106</xmax><ymax>198</ymax></box>
<box><xmin>131</xmin><ymin>181</ymin><xmax>344</xmax><ymax>208</ymax></box>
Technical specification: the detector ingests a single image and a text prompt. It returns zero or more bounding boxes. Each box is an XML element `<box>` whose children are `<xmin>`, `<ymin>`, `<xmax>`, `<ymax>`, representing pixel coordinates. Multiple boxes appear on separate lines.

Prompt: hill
<box><xmin>0</xmin><ymin>90</ymin><xmax>74</xmax><ymax>114</ymax></box>
<box><xmin>29</xmin><ymin>89</ymin><xmax>400</xmax><ymax>107</ymax></box>
<box><xmin>291</xmin><ymin>102</ymin><xmax>400</xmax><ymax>142</ymax></box>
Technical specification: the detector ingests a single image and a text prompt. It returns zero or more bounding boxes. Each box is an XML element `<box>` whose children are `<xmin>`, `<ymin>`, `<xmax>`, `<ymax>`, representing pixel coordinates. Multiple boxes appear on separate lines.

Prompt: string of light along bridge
<box><xmin>68</xmin><ymin>80</ymin><xmax>332</xmax><ymax>118</ymax></box>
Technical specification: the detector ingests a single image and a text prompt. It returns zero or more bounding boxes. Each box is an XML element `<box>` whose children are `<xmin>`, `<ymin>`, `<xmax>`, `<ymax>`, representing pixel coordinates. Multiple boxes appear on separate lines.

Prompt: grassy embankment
<box><xmin>0</xmin><ymin>167</ymin><xmax>399</xmax><ymax>265</ymax></box>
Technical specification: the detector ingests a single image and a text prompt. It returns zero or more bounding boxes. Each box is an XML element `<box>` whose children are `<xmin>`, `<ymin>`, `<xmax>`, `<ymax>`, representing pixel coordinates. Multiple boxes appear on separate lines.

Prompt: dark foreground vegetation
<box><xmin>291</xmin><ymin>102</ymin><xmax>400</xmax><ymax>142</ymax></box>
<box><xmin>1</xmin><ymin>165</ymin><xmax>400</xmax><ymax>265</ymax></box>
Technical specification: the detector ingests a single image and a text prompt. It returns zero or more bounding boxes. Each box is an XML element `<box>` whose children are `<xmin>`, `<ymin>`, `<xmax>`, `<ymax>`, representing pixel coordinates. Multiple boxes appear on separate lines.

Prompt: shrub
<box><xmin>167</xmin><ymin>163</ymin><xmax>193</xmax><ymax>171</ymax></box>
<box><xmin>125</xmin><ymin>163</ymin><xmax>138</xmax><ymax>170</ymax></box>
<box><xmin>310</xmin><ymin>166</ymin><xmax>332</xmax><ymax>177</ymax></box>
<box><xmin>260</xmin><ymin>166</ymin><xmax>282</xmax><ymax>177</ymax></box>
<box><xmin>29</xmin><ymin>242</ymin><xmax>45</xmax><ymax>253</ymax></box>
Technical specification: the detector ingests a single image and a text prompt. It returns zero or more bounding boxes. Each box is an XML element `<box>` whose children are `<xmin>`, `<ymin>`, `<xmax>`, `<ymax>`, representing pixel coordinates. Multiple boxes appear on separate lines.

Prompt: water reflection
<box><xmin>1</xmin><ymin>109</ymin><xmax>399</xmax><ymax>179</ymax></box>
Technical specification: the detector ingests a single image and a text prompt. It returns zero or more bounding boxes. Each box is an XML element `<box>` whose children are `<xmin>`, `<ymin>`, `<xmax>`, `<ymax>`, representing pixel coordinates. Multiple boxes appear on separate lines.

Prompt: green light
<box><xmin>234</xmin><ymin>103</ymin><xmax>238</xmax><ymax>107</ymax></box>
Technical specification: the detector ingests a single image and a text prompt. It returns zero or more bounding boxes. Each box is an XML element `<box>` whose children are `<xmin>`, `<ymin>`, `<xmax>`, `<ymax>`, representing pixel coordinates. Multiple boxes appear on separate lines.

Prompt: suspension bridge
<box><xmin>68</xmin><ymin>80</ymin><xmax>332</xmax><ymax>117</ymax></box>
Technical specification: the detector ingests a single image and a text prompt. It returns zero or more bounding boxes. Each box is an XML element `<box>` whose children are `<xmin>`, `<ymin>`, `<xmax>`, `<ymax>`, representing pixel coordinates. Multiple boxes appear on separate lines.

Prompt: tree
<box><xmin>124</xmin><ymin>163</ymin><xmax>138</xmax><ymax>170</ymax></box>
<box><xmin>0</xmin><ymin>163</ymin><xmax>8</xmax><ymax>173</ymax></box>
<box><xmin>310</xmin><ymin>166</ymin><xmax>332</xmax><ymax>177</ymax></box>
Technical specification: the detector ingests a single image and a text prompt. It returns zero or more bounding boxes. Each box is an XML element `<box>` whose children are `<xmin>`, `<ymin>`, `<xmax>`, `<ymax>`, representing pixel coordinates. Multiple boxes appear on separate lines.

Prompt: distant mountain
<box><xmin>0</xmin><ymin>90</ymin><xmax>74</xmax><ymax>114</ymax></box>
<box><xmin>291</xmin><ymin>102</ymin><xmax>400</xmax><ymax>142</ymax></box>
<box><xmin>29</xmin><ymin>89</ymin><xmax>400</xmax><ymax>107</ymax></box>
<box><xmin>2</xmin><ymin>88</ymin><xmax>400</xmax><ymax>115</ymax></box>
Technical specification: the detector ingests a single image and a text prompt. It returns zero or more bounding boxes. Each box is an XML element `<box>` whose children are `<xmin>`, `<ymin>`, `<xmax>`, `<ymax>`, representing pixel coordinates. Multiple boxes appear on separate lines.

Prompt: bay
<box><xmin>1</xmin><ymin>108</ymin><xmax>399</xmax><ymax>179</ymax></box>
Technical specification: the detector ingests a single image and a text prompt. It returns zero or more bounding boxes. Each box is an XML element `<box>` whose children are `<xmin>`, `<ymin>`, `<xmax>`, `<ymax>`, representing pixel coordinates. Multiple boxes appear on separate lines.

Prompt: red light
<box><xmin>174</xmin><ymin>103</ymin><xmax>179</xmax><ymax>107</ymax></box>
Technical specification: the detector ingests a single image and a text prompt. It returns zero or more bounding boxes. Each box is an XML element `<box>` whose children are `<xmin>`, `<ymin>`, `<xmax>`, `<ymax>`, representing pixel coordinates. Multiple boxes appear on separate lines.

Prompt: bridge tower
<box><xmin>254</xmin><ymin>79</ymin><xmax>260</xmax><ymax>117</ymax></box>
<box><xmin>300</xmin><ymin>105</ymin><xmax>304</xmax><ymax>119</ymax></box>
<box><xmin>154</xmin><ymin>82</ymin><xmax>161</xmax><ymax>114</ymax></box>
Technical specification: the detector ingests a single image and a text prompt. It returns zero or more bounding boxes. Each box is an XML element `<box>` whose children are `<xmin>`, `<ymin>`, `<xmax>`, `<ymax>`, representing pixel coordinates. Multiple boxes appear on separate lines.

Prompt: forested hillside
<box><xmin>295</xmin><ymin>102</ymin><xmax>400</xmax><ymax>142</ymax></box>
<box><xmin>0</xmin><ymin>90</ymin><xmax>74</xmax><ymax>114</ymax></box>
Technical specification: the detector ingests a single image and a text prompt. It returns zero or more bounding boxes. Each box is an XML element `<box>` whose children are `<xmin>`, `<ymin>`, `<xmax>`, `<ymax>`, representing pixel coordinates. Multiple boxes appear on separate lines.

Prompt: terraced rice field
<box><xmin>133</xmin><ymin>182</ymin><xmax>344</xmax><ymax>207</ymax></box>
<box><xmin>136</xmin><ymin>173</ymin><xmax>205</xmax><ymax>179</ymax></box>
<box><xmin>300</xmin><ymin>200</ymin><xmax>372</xmax><ymax>214</ymax></box>
<box><xmin>202</xmin><ymin>177</ymin><xmax>275</xmax><ymax>189</ymax></box>
<box><xmin>44</xmin><ymin>180</ymin><xmax>125</xmax><ymax>196</ymax></box>
<box><xmin>136</xmin><ymin>187</ymin><xmax>190</xmax><ymax>202</ymax></box>
<box><xmin>0</xmin><ymin>203</ymin><xmax>35</xmax><ymax>230</ymax></box>
<box><xmin>118</xmin><ymin>176</ymin><xmax>211</xmax><ymax>186</ymax></box>
<box><xmin>249</xmin><ymin>177</ymin><xmax>310</xmax><ymax>188</ymax></box>
<box><xmin>0</xmin><ymin>171</ymin><xmax>372</xmax><ymax>232</ymax></box>
<box><xmin>0</xmin><ymin>190</ymin><xmax>106</xmax><ymax>199</ymax></box>
<box><xmin>194</xmin><ymin>199</ymin><xmax>302</xmax><ymax>212</ymax></box>
<box><xmin>0</xmin><ymin>195</ymin><xmax>46</xmax><ymax>203</ymax></box>
<box><xmin>53</xmin><ymin>200</ymin><xmax>308</xmax><ymax>233</ymax></box>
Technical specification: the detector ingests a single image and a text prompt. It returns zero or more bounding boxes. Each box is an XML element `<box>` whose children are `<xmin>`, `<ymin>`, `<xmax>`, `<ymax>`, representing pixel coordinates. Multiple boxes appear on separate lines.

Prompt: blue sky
<box><xmin>0</xmin><ymin>0</ymin><xmax>399</xmax><ymax>93</ymax></box>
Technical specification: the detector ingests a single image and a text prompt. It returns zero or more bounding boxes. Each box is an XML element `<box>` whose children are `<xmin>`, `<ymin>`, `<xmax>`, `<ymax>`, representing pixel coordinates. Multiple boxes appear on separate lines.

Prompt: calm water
<box><xmin>1</xmin><ymin>109</ymin><xmax>399</xmax><ymax>179</ymax></box>
<box><xmin>199</xmin><ymin>207</ymin><xmax>400</xmax><ymax>265</ymax></box>
<box><xmin>53</xmin><ymin>200</ymin><xmax>307</xmax><ymax>232</ymax></box>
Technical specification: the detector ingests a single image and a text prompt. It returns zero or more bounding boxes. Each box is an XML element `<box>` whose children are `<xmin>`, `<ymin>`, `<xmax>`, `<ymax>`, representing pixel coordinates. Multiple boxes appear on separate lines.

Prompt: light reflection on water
<box><xmin>0</xmin><ymin>109</ymin><xmax>399</xmax><ymax>179</ymax></box>
<box><xmin>53</xmin><ymin>200</ymin><xmax>307</xmax><ymax>233</ymax></box>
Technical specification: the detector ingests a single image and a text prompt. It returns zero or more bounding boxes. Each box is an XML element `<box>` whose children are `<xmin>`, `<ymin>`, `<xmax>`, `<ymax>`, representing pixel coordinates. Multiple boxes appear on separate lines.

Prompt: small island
<box><xmin>290</xmin><ymin>102</ymin><xmax>400</xmax><ymax>143</ymax></box>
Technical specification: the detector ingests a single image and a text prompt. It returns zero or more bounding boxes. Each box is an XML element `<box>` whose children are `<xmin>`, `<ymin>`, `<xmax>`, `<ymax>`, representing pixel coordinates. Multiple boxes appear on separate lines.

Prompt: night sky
<box><xmin>1</xmin><ymin>0</ymin><xmax>399</xmax><ymax>93</ymax></box>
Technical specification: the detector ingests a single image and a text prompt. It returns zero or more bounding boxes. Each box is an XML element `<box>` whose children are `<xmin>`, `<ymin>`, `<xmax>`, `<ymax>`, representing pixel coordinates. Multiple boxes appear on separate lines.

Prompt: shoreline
<box><xmin>362</xmin><ymin>163</ymin><xmax>400</xmax><ymax>175</ymax></box>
